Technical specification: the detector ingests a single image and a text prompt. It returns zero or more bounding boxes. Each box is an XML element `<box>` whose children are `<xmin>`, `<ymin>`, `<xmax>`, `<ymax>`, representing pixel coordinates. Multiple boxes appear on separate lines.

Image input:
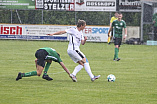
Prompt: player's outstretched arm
<box><xmin>59</xmin><ymin>62</ymin><xmax>70</xmax><ymax>76</ymax></box>
<box><xmin>46</xmin><ymin>30</ymin><xmax>67</xmax><ymax>36</ymax></box>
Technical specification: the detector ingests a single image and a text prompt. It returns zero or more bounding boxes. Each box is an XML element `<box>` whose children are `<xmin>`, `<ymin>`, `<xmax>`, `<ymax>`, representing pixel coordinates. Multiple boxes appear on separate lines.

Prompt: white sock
<box><xmin>84</xmin><ymin>63</ymin><xmax>94</xmax><ymax>78</ymax></box>
<box><xmin>72</xmin><ymin>64</ymin><xmax>83</xmax><ymax>76</ymax></box>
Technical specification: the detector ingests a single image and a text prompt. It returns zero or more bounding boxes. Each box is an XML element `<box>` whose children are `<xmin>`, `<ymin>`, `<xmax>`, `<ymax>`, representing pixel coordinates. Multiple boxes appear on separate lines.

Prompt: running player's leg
<box><xmin>67</xmin><ymin>50</ymin><xmax>100</xmax><ymax>81</ymax></box>
<box><xmin>114</xmin><ymin>38</ymin><xmax>122</xmax><ymax>61</ymax></box>
<box><xmin>114</xmin><ymin>38</ymin><xmax>119</xmax><ymax>60</ymax></box>
<box><xmin>67</xmin><ymin>50</ymin><xmax>84</xmax><ymax>76</ymax></box>
<box><xmin>83</xmin><ymin>57</ymin><xmax>94</xmax><ymax>78</ymax></box>
<box><xmin>83</xmin><ymin>57</ymin><xmax>101</xmax><ymax>81</ymax></box>
<box><xmin>75</xmin><ymin>50</ymin><xmax>97</xmax><ymax>79</ymax></box>
<box><xmin>72</xmin><ymin>64</ymin><xmax>83</xmax><ymax>76</ymax></box>
<box><xmin>115</xmin><ymin>45</ymin><xmax>119</xmax><ymax>59</ymax></box>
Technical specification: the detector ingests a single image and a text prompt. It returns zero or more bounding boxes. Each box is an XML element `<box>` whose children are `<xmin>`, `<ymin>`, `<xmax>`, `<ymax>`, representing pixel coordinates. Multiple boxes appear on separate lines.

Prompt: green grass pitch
<box><xmin>0</xmin><ymin>40</ymin><xmax>157</xmax><ymax>104</ymax></box>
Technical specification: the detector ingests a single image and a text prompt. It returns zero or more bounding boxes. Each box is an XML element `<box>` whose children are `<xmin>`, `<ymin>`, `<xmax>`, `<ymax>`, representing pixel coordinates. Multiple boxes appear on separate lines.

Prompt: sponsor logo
<box><xmin>36</xmin><ymin>0</ymin><xmax>74</xmax><ymax>10</ymax></box>
<box><xmin>87</xmin><ymin>35</ymin><xmax>101</xmax><ymax>41</ymax></box>
<box><xmin>119</xmin><ymin>0</ymin><xmax>141</xmax><ymax>6</ymax></box>
<box><xmin>76</xmin><ymin>0</ymin><xmax>84</xmax><ymax>5</ymax></box>
<box><xmin>84</xmin><ymin>27</ymin><xmax>109</xmax><ymax>34</ymax></box>
<box><xmin>120</xmin><ymin>23</ymin><xmax>123</xmax><ymax>26</ymax></box>
<box><xmin>0</xmin><ymin>25</ymin><xmax>22</xmax><ymax>35</ymax></box>
<box><xmin>86</xmin><ymin>1</ymin><xmax>115</xmax><ymax>7</ymax></box>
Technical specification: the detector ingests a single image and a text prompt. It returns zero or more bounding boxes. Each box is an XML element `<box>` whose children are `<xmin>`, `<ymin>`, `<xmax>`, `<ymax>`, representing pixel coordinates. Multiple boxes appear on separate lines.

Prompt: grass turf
<box><xmin>0</xmin><ymin>40</ymin><xmax>157</xmax><ymax>104</ymax></box>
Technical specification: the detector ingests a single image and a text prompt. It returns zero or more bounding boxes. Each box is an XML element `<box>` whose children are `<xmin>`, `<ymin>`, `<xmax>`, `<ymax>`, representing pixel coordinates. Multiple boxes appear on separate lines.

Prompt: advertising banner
<box><xmin>35</xmin><ymin>0</ymin><xmax>75</xmax><ymax>11</ymax></box>
<box><xmin>83</xmin><ymin>26</ymin><xmax>109</xmax><ymax>42</ymax></box>
<box><xmin>0</xmin><ymin>24</ymin><xmax>67</xmax><ymax>40</ymax></box>
<box><xmin>36</xmin><ymin>0</ymin><xmax>116</xmax><ymax>11</ymax></box>
<box><xmin>0</xmin><ymin>0</ymin><xmax>35</xmax><ymax>10</ymax></box>
<box><xmin>75</xmin><ymin>0</ymin><xmax>116</xmax><ymax>11</ymax></box>
<box><xmin>0</xmin><ymin>0</ymin><xmax>116</xmax><ymax>11</ymax></box>
<box><xmin>0</xmin><ymin>24</ymin><xmax>109</xmax><ymax>42</ymax></box>
<box><xmin>67</xmin><ymin>26</ymin><xmax>109</xmax><ymax>42</ymax></box>
<box><xmin>118</xmin><ymin>0</ymin><xmax>141</xmax><ymax>12</ymax></box>
<box><xmin>118</xmin><ymin>0</ymin><xmax>157</xmax><ymax>12</ymax></box>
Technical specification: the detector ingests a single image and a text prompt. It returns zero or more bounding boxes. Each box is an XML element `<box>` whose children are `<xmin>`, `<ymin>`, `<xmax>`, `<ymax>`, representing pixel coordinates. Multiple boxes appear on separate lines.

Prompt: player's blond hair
<box><xmin>77</xmin><ymin>19</ymin><xmax>86</xmax><ymax>27</ymax></box>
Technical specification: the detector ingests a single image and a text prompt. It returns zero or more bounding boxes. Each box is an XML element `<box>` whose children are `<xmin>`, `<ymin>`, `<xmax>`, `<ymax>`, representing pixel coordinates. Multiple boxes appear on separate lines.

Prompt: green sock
<box><xmin>22</xmin><ymin>71</ymin><xmax>37</xmax><ymax>77</ymax></box>
<box><xmin>43</xmin><ymin>62</ymin><xmax>51</xmax><ymax>75</ymax></box>
<box><xmin>115</xmin><ymin>48</ymin><xmax>119</xmax><ymax>59</ymax></box>
<box><xmin>114</xmin><ymin>54</ymin><xmax>116</xmax><ymax>59</ymax></box>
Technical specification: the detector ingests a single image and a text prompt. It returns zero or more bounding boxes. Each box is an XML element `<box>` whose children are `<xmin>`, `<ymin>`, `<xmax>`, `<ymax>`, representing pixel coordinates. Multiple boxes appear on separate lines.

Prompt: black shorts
<box><xmin>114</xmin><ymin>37</ymin><xmax>122</xmax><ymax>47</ymax></box>
<box><xmin>35</xmin><ymin>49</ymin><xmax>48</xmax><ymax>67</ymax></box>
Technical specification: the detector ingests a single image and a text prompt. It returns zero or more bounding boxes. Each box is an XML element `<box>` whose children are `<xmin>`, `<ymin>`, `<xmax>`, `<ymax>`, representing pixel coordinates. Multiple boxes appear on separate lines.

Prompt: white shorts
<box><xmin>67</xmin><ymin>50</ymin><xmax>85</xmax><ymax>63</ymax></box>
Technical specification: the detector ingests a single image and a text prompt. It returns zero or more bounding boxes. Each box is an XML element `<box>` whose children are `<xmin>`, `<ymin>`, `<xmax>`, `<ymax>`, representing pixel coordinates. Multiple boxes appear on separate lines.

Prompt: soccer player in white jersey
<box><xmin>47</xmin><ymin>19</ymin><xmax>100</xmax><ymax>82</ymax></box>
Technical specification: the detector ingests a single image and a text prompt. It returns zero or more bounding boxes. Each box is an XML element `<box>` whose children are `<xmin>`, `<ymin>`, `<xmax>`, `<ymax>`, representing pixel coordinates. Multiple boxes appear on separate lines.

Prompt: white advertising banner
<box><xmin>84</xmin><ymin>26</ymin><xmax>109</xmax><ymax>42</ymax></box>
<box><xmin>35</xmin><ymin>0</ymin><xmax>116</xmax><ymax>11</ymax></box>
<box><xmin>0</xmin><ymin>24</ymin><xmax>109</xmax><ymax>42</ymax></box>
<box><xmin>24</xmin><ymin>25</ymin><xmax>67</xmax><ymax>36</ymax></box>
<box><xmin>67</xmin><ymin>26</ymin><xmax>109</xmax><ymax>42</ymax></box>
<box><xmin>0</xmin><ymin>24</ymin><xmax>67</xmax><ymax>40</ymax></box>
<box><xmin>35</xmin><ymin>0</ymin><xmax>75</xmax><ymax>11</ymax></box>
<box><xmin>75</xmin><ymin>0</ymin><xmax>116</xmax><ymax>11</ymax></box>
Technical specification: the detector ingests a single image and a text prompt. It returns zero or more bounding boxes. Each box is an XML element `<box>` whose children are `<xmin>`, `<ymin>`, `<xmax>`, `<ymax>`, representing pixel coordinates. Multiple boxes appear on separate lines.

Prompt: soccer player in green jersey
<box><xmin>108</xmin><ymin>12</ymin><xmax>119</xmax><ymax>44</ymax></box>
<box><xmin>108</xmin><ymin>12</ymin><xmax>127</xmax><ymax>61</ymax></box>
<box><xmin>16</xmin><ymin>47</ymin><xmax>75</xmax><ymax>81</ymax></box>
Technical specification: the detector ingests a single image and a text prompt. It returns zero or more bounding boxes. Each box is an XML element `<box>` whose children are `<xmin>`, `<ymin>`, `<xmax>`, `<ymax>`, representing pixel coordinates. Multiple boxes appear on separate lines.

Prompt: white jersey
<box><xmin>65</xmin><ymin>28</ymin><xmax>84</xmax><ymax>51</ymax></box>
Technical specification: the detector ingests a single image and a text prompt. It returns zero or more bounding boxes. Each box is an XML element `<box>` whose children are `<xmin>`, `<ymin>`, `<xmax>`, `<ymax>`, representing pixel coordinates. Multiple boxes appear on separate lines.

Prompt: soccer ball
<box><xmin>107</xmin><ymin>74</ymin><xmax>116</xmax><ymax>82</ymax></box>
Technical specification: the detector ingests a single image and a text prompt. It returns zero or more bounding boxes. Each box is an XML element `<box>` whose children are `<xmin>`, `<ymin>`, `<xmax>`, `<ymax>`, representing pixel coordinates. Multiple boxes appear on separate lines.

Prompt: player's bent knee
<box><xmin>36</xmin><ymin>65</ymin><xmax>44</xmax><ymax>76</ymax></box>
<box><xmin>37</xmin><ymin>74</ymin><xmax>41</xmax><ymax>76</ymax></box>
<box><xmin>82</xmin><ymin>58</ymin><xmax>86</xmax><ymax>63</ymax></box>
<box><xmin>78</xmin><ymin>61</ymin><xmax>84</xmax><ymax>67</ymax></box>
<box><xmin>37</xmin><ymin>71</ymin><xmax>42</xmax><ymax>76</ymax></box>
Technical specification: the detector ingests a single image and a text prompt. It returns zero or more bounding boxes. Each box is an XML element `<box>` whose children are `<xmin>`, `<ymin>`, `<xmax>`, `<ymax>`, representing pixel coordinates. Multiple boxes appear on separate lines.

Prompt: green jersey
<box><xmin>40</xmin><ymin>47</ymin><xmax>62</xmax><ymax>63</ymax></box>
<box><xmin>152</xmin><ymin>13</ymin><xmax>157</xmax><ymax>27</ymax></box>
<box><xmin>112</xmin><ymin>20</ymin><xmax>126</xmax><ymax>38</ymax></box>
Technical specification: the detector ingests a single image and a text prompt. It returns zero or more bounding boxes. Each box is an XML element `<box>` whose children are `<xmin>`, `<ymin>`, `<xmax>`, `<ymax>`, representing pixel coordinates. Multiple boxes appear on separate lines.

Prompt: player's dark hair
<box><xmin>118</xmin><ymin>12</ymin><xmax>122</xmax><ymax>15</ymax></box>
<box><xmin>77</xmin><ymin>19</ymin><xmax>86</xmax><ymax>27</ymax></box>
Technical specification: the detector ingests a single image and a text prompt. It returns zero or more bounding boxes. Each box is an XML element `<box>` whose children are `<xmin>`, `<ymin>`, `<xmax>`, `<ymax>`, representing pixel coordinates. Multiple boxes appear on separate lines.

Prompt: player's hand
<box><xmin>46</xmin><ymin>34</ymin><xmax>52</xmax><ymax>36</ymax></box>
<box><xmin>108</xmin><ymin>34</ymin><xmax>110</xmax><ymax>37</ymax></box>
<box><xmin>153</xmin><ymin>21</ymin><xmax>156</xmax><ymax>24</ymax></box>
<box><xmin>84</xmin><ymin>36</ymin><xmax>87</xmax><ymax>40</ymax></box>
<box><xmin>123</xmin><ymin>36</ymin><xmax>126</xmax><ymax>40</ymax></box>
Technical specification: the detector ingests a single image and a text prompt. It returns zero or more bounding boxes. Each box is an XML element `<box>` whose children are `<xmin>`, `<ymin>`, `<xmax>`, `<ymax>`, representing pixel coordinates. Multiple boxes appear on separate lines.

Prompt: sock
<box><xmin>72</xmin><ymin>65</ymin><xmax>83</xmax><ymax>76</ymax></box>
<box><xmin>114</xmin><ymin>54</ymin><xmax>116</xmax><ymax>59</ymax></box>
<box><xmin>43</xmin><ymin>62</ymin><xmax>51</xmax><ymax>75</ymax></box>
<box><xmin>22</xmin><ymin>71</ymin><xmax>37</xmax><ymax>77</ymax></box>
<box><xmin>84</xmin><ymin>63</ymin><xmax>94</xmax><ymax>78</ymax></box>
<box><xmin>115</xmin><ymin>48</ymin><xmax>119</xmax><ymax>59</ymax></box>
